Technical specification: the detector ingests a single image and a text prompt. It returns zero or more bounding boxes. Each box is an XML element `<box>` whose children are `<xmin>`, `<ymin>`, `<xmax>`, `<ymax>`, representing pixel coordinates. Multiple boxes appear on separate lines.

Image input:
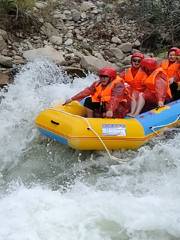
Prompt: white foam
<box><xmin>0</xmin><ymin>59</ymin><xmax>94</xmax><ymax>169</ymax></box>
<box><xmin>0</xmin><ymin>179</ymin><xmax>180</xmax><ymax>240</ymax></box>
<box><xmin>0</xmin><ymin>59</ymin><xmax>180</xmax><ymax>240</ymax></box>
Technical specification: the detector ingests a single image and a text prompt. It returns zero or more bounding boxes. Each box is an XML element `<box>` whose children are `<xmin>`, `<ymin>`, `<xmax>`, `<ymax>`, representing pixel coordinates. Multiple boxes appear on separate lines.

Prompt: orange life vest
<box><xmin>91</xmin><ymin>75</ymin><xmax>123</xmax><ymax>103</ymax></box>
<box><xmin>161</xmin><ymin>60</ymin><xmax>179</xmax><ymax>80</ymax></box>
<box><xmin>176</xmin><ymin>66</ymin><xmax>180</xmax><ymax>82</ymax></box>
<box><xmin>124</xmin><ymin>67</ymin><xmax>147</xmax><ymax>91</ymax></box>
<box><xmin>144</xmin><ymin>67</ymin><xmax>172</xmax><ymax>98</ymax></box>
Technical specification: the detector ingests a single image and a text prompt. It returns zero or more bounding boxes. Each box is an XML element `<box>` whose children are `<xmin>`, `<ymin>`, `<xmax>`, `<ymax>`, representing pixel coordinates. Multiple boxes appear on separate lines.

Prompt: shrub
<box><xmin>0</xmin><ymin>0</ymin><xmax>35</xmax><ymax>16</ymax></box>
<box><xmin>0</xmin><ymin>0</ymin><xmax>39</xmax><ymax>33</ymax></box>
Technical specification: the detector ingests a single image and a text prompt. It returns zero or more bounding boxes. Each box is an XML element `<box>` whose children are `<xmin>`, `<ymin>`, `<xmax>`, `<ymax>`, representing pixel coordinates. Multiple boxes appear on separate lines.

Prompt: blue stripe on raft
<box><xmin>38</xmin><ymin>128</ymin><xmax>68</xmax><ymax>145</ymax></box>
<box><xmin>136</xmin><ymin>100</ymin><xmax>180</xmax><ymax>135</ymax></box>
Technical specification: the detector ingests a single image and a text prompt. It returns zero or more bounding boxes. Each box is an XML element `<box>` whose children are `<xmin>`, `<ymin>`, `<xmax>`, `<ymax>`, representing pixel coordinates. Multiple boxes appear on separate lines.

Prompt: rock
<box><xmin>80</xmin><ymin>55</ymin><xmax>118</xmax><ymax>72</ymax></box>
<box><xmin>80</xmin><ymin>2</ymin><xmax>96</xmax><ymax>11</ymax></box>
<box><xmin>91</xmin><ymin>9</ymin><xmax>99</xmax><ymax>14</ymax></box>
<box><xmin>64</xmin><ymin>39</ymin><xmax>73</xmax><ymax>46</ymax></box>
<box><xmin>105</xmin><ymin>4</ymin><xmax>114</xmax><ymax>12</ymax></box>
<box><xmin>119</xmin><ymin>42</ymin><xmax>133</xmax><ymax>53</ymax></box>
<box><xmin>0</xmin><ymin>36</ymin><xmax>7</xmax><ymax>52</ymax></box>
<box><xmin>72</xmin><ymin>50</ymin><xmax>84</xmax><ymax>59</ymax></box>
<box><xmin>0</xmin><ymin>29</ymin><xmax>8</xmax><ymax>41</ymax></box>
<box><xmin>0</xmin><ymin>72</ymin><xmax>10</xmax><ymax>86</ymax></box>
<box><xmin>1</xmin><ymin>49</ymin><xmax>8</xmax><ymax>56</ymax></box>
<box><xmin>23</xmin><ymin>46</ymin><xmax>65</xmax><ymax>65</ymax></box>
<box><xmin>67</xmin><ymin>26</ymin><xmax>74</xmax><ymax>30</ymax></box>
<box><xmin>96</xmin><ymin>1</ymin><xmax>104</xmax><ymax>7</ymax></box>
<box><xmin>63</xmin><ymin>66</ymin><xmax>86</xmax><ymax>78</ymax></box>
<box><xmin>93</xmin><ymin>51</ymin><xmax>104</xmax><ymax>60</ymax></box>
<box><xmin>35</xmin><ymin>1</ymin><xmax>47</xmax><ymax>9</ymax></box>
<box><xmin>52</xmin><ymin>14</ymin><xmax>66</xmax><ymax>31</ymax></box>
<box><xmin>71</xmin><ymin>9</ymin><xmax>81</xmax><ymax>22</ymax></box>
<box><xmin>0</xmin><ymin>55</ymin><xmax>13</xmax><ymax>67</ymax></box>
<box><xmin>76</xmin><ymin>35</ymin><xmax>83</xmax><ymax>41</ymax></box>
<box><xmin>122</xmin><ymin>55</ymin><xmax>131</xmax><ymax>65</ymax></box>
<box><xmin>81</xmin><ymin>40</ymin><xmax>92</xmax><ymax>53</ymax></box>
<box><xmin>26</xmin><ymin>41</ymin><xmax>33</xmax><ymax>50</ymax></box>
<box><xmin>111</xmin><ymin>37</ymin><xmax>121</xmax><ymax>44</ymax></box>
<box><xmin>59</xmin><ymin>14</ymin><xmax>67</xmax><ymax>21</ymax></box>
<box><xmin>132</xmin><ymin>49</ymin><xmax>141</xmax><ymax>54</ymax></box>
<box><xmin>38</xmin><ymin>17</ymin><xmax>44</xmax><ymax>23</ymax></box>
<box><xmin>117</xmin><ymin>0</ymin><xmax>126</xmax><ymax>3</ymax></box>
<box><xmin>41</xmin><ymin>23</ymin><xmax>59</xmax><ymax>38</ymax></box>
<box><xmin>13</xmin><ymin>56</ymin><xmax>25</xmax><ymax>65</ymax></box>
<box><xmin>63</xmin><ymin>10</ymin><xmax>72</xmax><ymax>20</ymax></box>
<box><xmin>82</xmin><ymin>49</ymin><xmax>91</xmax><ymax>56</ymax></box>
<box><xmin>108</xmin><ymin>48</ymin><xmax>124</xmax><ymax>60</ymax></box>
<box><xmin>49</xmin><ymin>36</ymin><xmax>63</xmax><ymax>46</ymax></box>
<box><xmin>66</xmin><ymin>32</ymin><xmax>73</xmax><ymax>38</ymax></box>
<box><xmin>81</xmin><ymin>12</ymin><xmax>87</xmax><ymax>19</ymax></box>
<box><xmin>133</xmin><ymin>39</ymin><xmax>141</xmax><ymax>48</ymax></box>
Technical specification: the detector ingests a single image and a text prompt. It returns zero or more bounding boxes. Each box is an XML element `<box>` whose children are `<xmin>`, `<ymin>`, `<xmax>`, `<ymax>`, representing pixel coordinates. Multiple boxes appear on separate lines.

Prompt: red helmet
<box><xmin>168</xmin><ymin>47</ymin><xmax>179</xmax><ymax>54</ymax></box>
<box><xmin>141</xmin><ymin>58</ymin><xmax>158</xmax><ymax>71</ymax></box>
<box><xmin>176</xmin><ymin>48</ymin><xmax>180</xmax><ymax>56</ymax></box>
<box><xmin>131</xmin><ymin>52</ymin><xmax>144</xmax><ymax>60</ymax></box>
<box><xmin>98</xmin><ymin>67</ymin><xmax>117</xmax><ymax>81</ymax></box>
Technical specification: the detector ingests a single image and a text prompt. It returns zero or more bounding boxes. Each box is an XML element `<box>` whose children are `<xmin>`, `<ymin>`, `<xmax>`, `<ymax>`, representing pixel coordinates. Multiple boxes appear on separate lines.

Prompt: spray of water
<box><xmin>0</xmin><ymin>59</ymin><xmax>180</xmax><ymax>240</ymax></box>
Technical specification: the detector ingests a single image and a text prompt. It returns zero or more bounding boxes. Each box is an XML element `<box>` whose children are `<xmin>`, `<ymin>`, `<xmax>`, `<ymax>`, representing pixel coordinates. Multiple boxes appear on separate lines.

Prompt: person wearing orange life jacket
<box><xmin>170</xmin><ymin>48</ymin><xmax>180</xmax><ymax>100</ymax></box>
<box><xmin>64</xmin><ymin>67</ymin><xmax>131</xmax><ymax>118</ymax></box>
<box><xmin>120</xmin><ymin>52</ymin><xmax>148</xmax><ymax>116</ymax></box>
<box><xmin>160</xmin><ymin>47</ymin><xmax>179</xmax><ymax>83</ymax></box>
<box><xmin>175</xmin><ymin>48</ymin><xmax>180</xmax><ymax>81</ymax></box>
<box><xmin>130</xmin><ymin>58</ymin><xmax>172</xmax><ymax>116</ymax></box>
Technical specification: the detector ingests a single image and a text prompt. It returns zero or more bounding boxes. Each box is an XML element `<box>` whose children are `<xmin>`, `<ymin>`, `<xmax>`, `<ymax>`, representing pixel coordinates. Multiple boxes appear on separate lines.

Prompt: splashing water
<box><xmin>0</xmin><ymin>60</ymin><xmax>180</xmax><ymax>240</ymax></box>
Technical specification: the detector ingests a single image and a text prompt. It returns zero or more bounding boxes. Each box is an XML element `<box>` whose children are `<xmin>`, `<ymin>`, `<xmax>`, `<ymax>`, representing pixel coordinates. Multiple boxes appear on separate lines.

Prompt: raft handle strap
<box><xmin>51</xmin><ymin>120</ymin><xmax>60</xmax><ymax>125</ymax></box>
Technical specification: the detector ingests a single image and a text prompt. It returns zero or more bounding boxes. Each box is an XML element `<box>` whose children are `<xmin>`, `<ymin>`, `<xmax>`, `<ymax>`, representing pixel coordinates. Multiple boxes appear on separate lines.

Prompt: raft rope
<box><xmin>48</xmin><ymin>107</ymin><xmax>126</xmax><ymax>163</ymax></box>
<box><xmin>150</xmin><ymin>114</ymin><xmax>180</xmax><ymax>136</ymax></box>
<box><xmin>83</xmin><ymin>117</ymin><xmax>127</xmax><ymax>162</ymax></box>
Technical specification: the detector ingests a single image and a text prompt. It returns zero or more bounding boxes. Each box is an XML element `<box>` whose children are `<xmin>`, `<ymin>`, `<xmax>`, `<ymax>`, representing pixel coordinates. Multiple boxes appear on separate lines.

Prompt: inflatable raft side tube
<box><xmin>38</xmin><ymin>127</ymin><xmax>68</xmax><ymax>145</ymax></box>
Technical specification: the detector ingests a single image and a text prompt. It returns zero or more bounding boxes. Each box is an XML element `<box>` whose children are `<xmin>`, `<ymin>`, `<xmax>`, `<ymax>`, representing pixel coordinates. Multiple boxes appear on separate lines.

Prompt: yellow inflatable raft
<box><xmin>35</xmin><ymin>100</ymin><xmax>180</xmax><ymax>150</ymax></box>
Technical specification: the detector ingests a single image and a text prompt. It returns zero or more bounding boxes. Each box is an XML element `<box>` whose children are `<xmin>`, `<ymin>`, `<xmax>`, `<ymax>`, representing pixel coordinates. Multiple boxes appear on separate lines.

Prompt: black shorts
<box><xmin>84</xmin><ymin>97</ymin><xmax>102</xmax><ymax>111</ymax></box>
<box><xmin>170</xmin><ymin>82</ymin><xmax>180</xmax><ymax>100</ymax></box>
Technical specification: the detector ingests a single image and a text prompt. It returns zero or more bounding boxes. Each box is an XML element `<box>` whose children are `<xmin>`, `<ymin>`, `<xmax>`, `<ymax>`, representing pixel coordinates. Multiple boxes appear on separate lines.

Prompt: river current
<box><xmin>0</xmin><ymin>60</ymin><xmax>180</xmax><ymax>240</ymax></box>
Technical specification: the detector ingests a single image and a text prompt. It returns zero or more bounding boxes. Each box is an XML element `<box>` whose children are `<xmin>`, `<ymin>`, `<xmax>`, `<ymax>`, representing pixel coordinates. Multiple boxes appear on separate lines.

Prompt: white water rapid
<box><xmin>0</xmin><ymin>60</ymin><xmax>180</xmax><ymax>240</ymax></box>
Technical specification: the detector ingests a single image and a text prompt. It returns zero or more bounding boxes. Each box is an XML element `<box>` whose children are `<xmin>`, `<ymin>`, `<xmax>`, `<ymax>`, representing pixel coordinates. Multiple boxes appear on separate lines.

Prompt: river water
<box><xmin>0</xmin><ymin>60</ymin><xmax>180</xmax><ymax>240</ymax></box>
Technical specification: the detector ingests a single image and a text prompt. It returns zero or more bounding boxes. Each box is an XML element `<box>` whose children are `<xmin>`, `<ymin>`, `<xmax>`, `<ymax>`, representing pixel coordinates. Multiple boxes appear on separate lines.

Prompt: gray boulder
<box><xmin>23</xmin><ymin>46</ymin><xmax>65</xmax><ymax>65</ymax></box>
<box><xmin>41</xmin><ymin>23</ymin><xmax>59</xmax><ymax>38</ymax></box>
<box><xmin>0</xmin><ymin>36</ymin><xmax>7</xmax><ymax>52</ymax></box>
<box><xmin>0</xmin><ymin>55</ymin><xmax>13</xmax><ymax>67</ymax></box>
<box><xmin>119</xmin><ymin>42</ymin><xmax>133</xmax><ymax>53</ymax></box>
<box><xmin>80</xmin><ymin>55</ymin><xmax>118</xmax><ymax>72</ymax></box>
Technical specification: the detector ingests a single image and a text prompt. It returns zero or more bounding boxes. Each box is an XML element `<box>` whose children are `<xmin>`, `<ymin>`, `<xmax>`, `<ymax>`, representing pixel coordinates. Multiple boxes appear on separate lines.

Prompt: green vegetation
<box><xmin>0</xmin><ymin>0</ymin><xmax>35</xmax><ymax>16</ymax></box>
<box><xmin>0</xmin><ymin>0</ymin><xmax>38</xmax><ymax>33</ymax></box>
<box><xmin>0</xmin><ymin>0</ymin><xmax>16</xmax><ymax>14</ymax></box>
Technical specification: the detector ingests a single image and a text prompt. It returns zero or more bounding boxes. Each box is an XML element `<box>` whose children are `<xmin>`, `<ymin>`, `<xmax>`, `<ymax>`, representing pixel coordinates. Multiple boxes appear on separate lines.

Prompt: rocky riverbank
<box><xmin>0</xmin><ymin>0</ymin><xmax>177</xmax><ymax>87</ymax></box>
